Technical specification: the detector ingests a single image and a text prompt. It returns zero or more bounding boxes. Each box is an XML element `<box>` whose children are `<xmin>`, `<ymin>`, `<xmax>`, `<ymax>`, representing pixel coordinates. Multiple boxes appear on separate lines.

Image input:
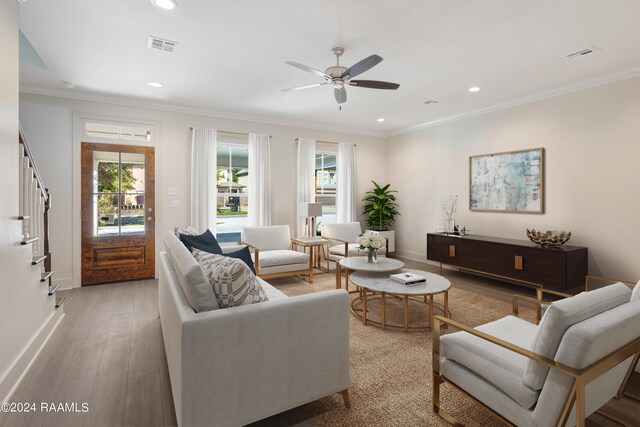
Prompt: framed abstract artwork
<box><xmin>469</xmin><ymin>147</ymin><xmax>544</xmax><ymax>213</ymax></box>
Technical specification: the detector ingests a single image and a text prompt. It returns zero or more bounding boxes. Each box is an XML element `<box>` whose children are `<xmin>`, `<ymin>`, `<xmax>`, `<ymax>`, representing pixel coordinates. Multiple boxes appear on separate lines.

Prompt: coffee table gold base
<box><xmin>349</xmin><ymin>289</ymin><xmax>450</xmax><ymax>332</ymax></box>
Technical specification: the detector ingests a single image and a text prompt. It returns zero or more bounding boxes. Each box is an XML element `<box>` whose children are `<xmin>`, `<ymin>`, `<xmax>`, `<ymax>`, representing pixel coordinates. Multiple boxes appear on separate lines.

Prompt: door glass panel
<box><xmin>120</xmin><ymin>194</ymin><xmax>145</xmax><ymax>235</ymax></box>
<box><xmin>92</xmin><ymin>150</ymin><xmax>146</xmax><ymax>237</ymax></box>
<box><xmin>96</xmin><ymin>194</ymin><xmax>120</xmax><ymax>236</ymax></box>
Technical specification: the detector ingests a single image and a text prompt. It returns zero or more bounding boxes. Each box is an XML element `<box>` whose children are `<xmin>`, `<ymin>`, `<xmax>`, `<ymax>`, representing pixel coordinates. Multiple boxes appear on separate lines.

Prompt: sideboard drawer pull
<box><xmin>449</xmin><ymin>245</ymin><xmax>456</xmax><ymax>258</ymax></box>
<box><xmin>515</xmin><ymin>255</ymin><xmax>523</xmax><ymax>270</ymax></box>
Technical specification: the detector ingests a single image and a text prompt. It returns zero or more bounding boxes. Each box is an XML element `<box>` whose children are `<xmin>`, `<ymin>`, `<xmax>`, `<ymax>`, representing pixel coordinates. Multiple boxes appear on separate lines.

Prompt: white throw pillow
<box><xmin>193</xmin><ymin>249</ymin><xmax>268</xmax><ymax>308</ymax></box>
<box><xmin>631</xmin><ymin>280</ymin><xmax>640</xmax><ymax>302</ymax></box>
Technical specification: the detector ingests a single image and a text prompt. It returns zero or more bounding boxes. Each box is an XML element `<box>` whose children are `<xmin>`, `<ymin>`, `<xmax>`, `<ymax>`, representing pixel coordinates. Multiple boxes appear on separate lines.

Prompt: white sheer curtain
<box><xmin>247</xmin><ymin>133</ymin><xmax>271</xmax><ymax>227</ymax></box>
<box><xmin>337</xmin><ymin>142</ymin><xmax>356</xmax><ymax>223</ymax></box>
<box><xmin>296</xmin><ymin>138</ymin><xmax>316</xmax><ymax>236</ymax></box>
<box><xmin>190</xmin><ymin>128</ymin><xmax>217</xmax><ymax>232</ymax></box>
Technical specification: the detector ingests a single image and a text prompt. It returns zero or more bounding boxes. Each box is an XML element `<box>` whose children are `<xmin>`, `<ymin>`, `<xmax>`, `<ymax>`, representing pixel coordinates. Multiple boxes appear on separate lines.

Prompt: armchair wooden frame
<box><xmin>432</xmin><ymin>314</ymin><xmax>640</xmax><ymax>427</ymax></box>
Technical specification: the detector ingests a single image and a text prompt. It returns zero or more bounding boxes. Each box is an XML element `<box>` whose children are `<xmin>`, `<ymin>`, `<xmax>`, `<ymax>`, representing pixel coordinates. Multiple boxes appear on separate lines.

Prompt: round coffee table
<box><xmin>336</xmin><ymin>256</ymin><xmax>404</xmax><ymax>291</ymax></box>
<box><xmin>349</xmin><ymin>269</ymin><xmax>451</xmax><ymax>332</ymax></box>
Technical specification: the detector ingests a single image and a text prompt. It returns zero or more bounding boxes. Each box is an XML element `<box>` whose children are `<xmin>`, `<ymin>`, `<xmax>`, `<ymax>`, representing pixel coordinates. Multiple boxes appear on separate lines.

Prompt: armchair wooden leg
<box><xmin>340</xmin><ymin>389</ymin><xmax>351</xmax><ymax>409</ymax></box>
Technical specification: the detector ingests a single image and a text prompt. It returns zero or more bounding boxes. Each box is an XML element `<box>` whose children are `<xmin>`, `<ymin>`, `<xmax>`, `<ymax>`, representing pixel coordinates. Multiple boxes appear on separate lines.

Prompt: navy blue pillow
<box><xmin>225</xmin><ymin>246</ymin><xmax>256</xmax><ymax>275</ymax></box>
<box><xmin>179</xmin><ymin>229</ymin><xmax>223</xmax><ymax>255</ymax></box>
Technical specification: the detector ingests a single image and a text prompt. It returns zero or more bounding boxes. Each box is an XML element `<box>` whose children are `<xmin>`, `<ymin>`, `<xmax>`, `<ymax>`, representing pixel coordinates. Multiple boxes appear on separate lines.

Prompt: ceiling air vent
<box><xmin>565</xmin><ymin>47</ymin><xmax>597</xmax><ymax>59</ymax></box>
<box><xmin>148</xmin><ymin>36</ymin><xmax>177</xmax><ymax>53</ymax></box>
<box><xmin>424</xmin><ymin>100</ymin><xmax>439</xmax><ymax>105</ymax></box>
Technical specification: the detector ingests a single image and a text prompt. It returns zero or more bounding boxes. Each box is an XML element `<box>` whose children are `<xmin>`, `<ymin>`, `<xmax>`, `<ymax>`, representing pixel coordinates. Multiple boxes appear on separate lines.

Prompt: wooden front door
<box><xmin>81</xmin><ymin>143</ymin><xmax>155</xmax><ymax>285</ymax></box>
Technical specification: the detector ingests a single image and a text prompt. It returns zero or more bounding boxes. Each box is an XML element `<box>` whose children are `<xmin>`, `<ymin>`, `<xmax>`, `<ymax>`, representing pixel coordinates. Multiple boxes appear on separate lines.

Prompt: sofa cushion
<box><xmin>524</xmin><ymin>283</ymin><xmax>632</xmax><ymax>390</ymax></box>
<box><xmin>174</xmin><ymin>226</ymin><xmax>199</xmax><ymax>237</ymax></box>
<box><xmin>243</xmin><ymin>225</ymin><xmax>291</xmax><ymax>251</ymax></box>
<box><xmin>440</xmin><ymin>315</ymin><xmax>540</xmax><ymax>409</ymax></box>
<box><xmin>163</xmin><ymin>231</ymin><xmax>218</xmax><ymax>312</ymax></box>
<box><xmin>180</xmin><ymin>229</ymin><xmax>223</xmax><ymax>255</ymax></box>
<box><xmin>193</xmin><ymin>249</ymin><xmax>268</xmax><ymax>308</ymax></box>
<box><xmin>223</xmin><ymin>246</ymin><xmax>256</xmax><ymax>274</ymax></box>
<box><xmin>256</xmin><ymin>250</ymin><xmax>309</xmax><ymax>268</ymax></box>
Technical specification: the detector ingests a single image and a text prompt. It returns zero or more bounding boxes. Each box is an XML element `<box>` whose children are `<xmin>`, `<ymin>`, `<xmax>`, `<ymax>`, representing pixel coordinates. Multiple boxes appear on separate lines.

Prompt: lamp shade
<box><xmin>299</xmin><ymin>202</ymin><xmax>323</xmax><ymax>217</ymax></box>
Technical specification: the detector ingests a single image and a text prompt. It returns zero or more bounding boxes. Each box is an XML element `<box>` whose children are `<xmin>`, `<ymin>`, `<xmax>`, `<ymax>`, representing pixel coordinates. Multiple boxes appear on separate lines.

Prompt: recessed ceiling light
<box><xmin>468</xmin><ymin>86</ymin><xmax>480</xmax><ymax>93</ymax></box>
<box><xmin>377</xmin><ymin>118</ymin><xmax>385</xmax><ymax>122</ymax></box>
<box><xmin>150</xmin><ymin>0</ymin><xmax>178</xmax><ymax>10</ymax></box>
<box><xmin>147</xmin><ymin>81</ymin><xmax>164</xmax><ymax>88</ymax></box>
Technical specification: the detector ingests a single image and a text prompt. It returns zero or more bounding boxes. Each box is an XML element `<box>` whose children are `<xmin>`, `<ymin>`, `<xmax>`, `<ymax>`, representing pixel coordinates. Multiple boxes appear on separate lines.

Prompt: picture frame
<box><xmin>469</xmin><ymin>147</ymin><xmax>545</xmax><ymax>214</ymax></box>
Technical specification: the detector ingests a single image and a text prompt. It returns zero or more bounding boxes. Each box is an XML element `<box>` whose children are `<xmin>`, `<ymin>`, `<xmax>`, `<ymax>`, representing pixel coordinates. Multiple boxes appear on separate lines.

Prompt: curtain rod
<box><xmin>188</xmin><ymin>127</ymin><xmax>271</xmax><ymax>138</ymax></box>
<box><xmin>295</xmin><ymin>138</ymin><xmax>356</xmax><ymax>147</ymax></box>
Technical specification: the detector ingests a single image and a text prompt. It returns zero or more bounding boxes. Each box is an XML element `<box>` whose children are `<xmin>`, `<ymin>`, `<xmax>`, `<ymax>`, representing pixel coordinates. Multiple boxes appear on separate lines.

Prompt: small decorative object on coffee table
<box><xmin>356</xmin><ymin>231</ymin><xmax>386</xmax><ymax>263</ymax></box>
<box><xmin>526</xmin><ymin>228</ymin><xmax>571</xmax><ymax>247</ymax></box>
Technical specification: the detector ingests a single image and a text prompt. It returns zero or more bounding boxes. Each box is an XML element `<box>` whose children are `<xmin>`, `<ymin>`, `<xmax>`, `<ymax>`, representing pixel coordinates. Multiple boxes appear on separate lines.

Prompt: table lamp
<box><xmin>299</xmin><ymin>202</ymin><xmax>323</xmax><ymax>237</ymax></box>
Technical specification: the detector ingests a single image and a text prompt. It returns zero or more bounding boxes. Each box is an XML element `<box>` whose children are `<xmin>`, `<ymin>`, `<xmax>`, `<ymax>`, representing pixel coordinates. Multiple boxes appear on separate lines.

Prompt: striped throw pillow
<box><xmin>192</xmin><ymin>249</ymin><xmax>268</xmax><ymax>308</ymax></box>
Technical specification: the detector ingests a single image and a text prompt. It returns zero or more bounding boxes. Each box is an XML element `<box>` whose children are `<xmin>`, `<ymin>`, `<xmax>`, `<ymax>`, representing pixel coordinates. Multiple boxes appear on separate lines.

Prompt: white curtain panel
<box><xmin>296</xmin><ymin>138</ymin><xmax>316</xmax><ymax>236</ymax></box>
<box><xmin>190</xmin><ymin>128</ymin><xmax>217</xmax><ymax>232</ymax></box>
<box><xmin>337</xmin><ymin>142</ymin><xmax>356</xmax><ymax>223</ymax></box>
<box><xmin>247</xmin><ymin>133</ymin><xmax>271</xmax><ymax>227</ymax></box>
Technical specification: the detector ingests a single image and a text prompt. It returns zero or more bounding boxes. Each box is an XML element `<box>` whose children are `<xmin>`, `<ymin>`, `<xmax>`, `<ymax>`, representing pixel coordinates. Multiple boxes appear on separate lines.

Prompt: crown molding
<box><xmin>19</xmin><ymin>85</ymin><xmax>386</xmax><ymax>138</ymax></box>
<box><xmin>386</xmin><ymin>64</ymin><xmax>640</xmax><ymax>137</ymax></box>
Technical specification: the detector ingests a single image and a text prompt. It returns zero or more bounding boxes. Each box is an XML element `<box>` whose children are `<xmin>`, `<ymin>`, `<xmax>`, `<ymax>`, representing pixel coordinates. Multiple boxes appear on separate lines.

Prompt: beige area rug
<box><xmin>269</xmin><ymin>271</ymin><xmax>537</xmax><ymax>427</ymax></box>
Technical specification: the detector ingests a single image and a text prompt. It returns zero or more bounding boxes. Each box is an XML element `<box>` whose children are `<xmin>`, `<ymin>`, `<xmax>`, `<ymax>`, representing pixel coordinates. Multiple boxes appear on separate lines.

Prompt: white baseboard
<box><xmin>0</xmin><ymin>307</ymin><xmax>65</xmax><ymax>402</ymax></box>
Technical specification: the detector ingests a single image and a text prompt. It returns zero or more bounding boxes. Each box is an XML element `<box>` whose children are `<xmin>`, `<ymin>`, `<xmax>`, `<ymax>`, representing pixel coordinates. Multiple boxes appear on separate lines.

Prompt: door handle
<box><xmin>515</xmin><ymin>255</ymin><xmax>523</xmax><ymax>270</ymax></box>
<box><xmin>449</xmin><ymin>245</ymin><xmax>456</xmax><ymax>257</ymax></box>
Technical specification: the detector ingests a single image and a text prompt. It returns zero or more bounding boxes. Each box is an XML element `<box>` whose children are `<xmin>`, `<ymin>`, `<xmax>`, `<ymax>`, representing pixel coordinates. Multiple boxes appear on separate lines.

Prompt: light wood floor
<box><xmin>1</xmin><ymin>257</ymin><xmax>637</xmax><ymax>427</ymax></box>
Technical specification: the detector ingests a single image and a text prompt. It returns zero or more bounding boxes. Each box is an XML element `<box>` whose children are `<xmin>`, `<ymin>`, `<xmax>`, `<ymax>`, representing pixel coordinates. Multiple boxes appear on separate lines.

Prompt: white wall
<box><xmin>0</xmin><ymin>1</ymin><xmax>56</xmax><ymax>397</ymax></box>
<box><xmin>19</xmin><ymin>94</ymin><xmax>387</xmax><ymax>288</ymax></box>
<box><xmin>387</xmin><ymin>76</ymin><xmax>640</xmax><ymax>280</ymax></box>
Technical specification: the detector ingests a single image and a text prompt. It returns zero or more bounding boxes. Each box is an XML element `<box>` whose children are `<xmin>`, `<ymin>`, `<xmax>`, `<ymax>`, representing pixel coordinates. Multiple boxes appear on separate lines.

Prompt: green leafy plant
<box><xmin>362</xmin><ymin>181</ymin><xmax>400</xmax><ymax>231</ymax></box>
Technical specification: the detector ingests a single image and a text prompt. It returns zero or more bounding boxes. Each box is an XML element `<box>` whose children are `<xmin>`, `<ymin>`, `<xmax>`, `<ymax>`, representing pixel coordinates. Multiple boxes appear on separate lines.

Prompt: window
<box><xmin>315</xmin><ymin>152</ymin><xmax>337</xmax><ymax>227</ymax></box>
<box><xmin>85</xmin><ymin>121</ymin><xmax>151</xmax><ymax>142</ymax></box>
<box><xmin>93</xmin><ymin>151</ymin><xmax>146</xmax><ymax>236</ymax></box>
<box><xmin>216</xmin><ymin>138</ymin><xmax>248</xmax><ymax>242</ymax></box>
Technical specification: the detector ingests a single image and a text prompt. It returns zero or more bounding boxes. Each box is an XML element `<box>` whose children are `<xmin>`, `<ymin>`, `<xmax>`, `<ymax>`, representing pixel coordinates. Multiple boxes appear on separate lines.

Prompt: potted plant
<box><xmin>362</xmin><ymin>180</ymin><xmax>400</xmax><ymax>253</ymax></box>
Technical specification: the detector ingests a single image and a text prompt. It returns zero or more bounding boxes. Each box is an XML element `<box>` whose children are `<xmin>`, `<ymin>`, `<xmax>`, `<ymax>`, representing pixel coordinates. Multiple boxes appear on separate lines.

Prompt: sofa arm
<box><xmin>180</xmin><ymin>290</ymin><xmax>350</xmax><ymax>427</ymax></box>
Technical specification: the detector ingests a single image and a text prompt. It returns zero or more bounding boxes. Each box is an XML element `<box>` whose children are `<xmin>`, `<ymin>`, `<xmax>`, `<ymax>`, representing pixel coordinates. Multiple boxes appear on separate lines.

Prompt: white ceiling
<box><xmin>19</xmin><ymin>0</ymin><xmax>640</xmax><ymax>135</ymax></box>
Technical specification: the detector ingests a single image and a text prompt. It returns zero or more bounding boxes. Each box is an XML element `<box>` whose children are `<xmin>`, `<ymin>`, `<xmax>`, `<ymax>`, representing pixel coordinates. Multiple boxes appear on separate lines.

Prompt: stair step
<box><xmin>32</xmin><ymin>255</ymin><xmax>47</xmax><ymax>265</ymax></box>
<box><xmin>55</xmin><ymin>297</ymin><xmax>65</xmax><ymax>308</ymax></box>
<box><xmin>41</xmin><ymin>271</ymin><xmax>53</xmax><ymax>282</ymax></box>
<box><xmin>48</xmin><ymin>284</ymin><xmax>60</xmax><ymax>296</ymax></box>
<box><xmin>21</xmin><ymin>237</ymin><xmax>39</xmax><ymax>245</ymax></box>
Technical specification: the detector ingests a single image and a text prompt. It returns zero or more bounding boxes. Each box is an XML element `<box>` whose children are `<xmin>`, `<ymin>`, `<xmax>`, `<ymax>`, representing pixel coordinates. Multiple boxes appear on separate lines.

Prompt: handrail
<box><xmin>18</xmin><ymin>124</ymin><xmax>48</xmax><ymax>201</ymax></box>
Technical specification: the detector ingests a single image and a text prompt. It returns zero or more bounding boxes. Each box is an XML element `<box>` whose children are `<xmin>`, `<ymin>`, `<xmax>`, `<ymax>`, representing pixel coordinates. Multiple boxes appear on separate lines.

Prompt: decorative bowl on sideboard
<box><xmin>526</xmin><ymin>229</ymin><xmax>571</xmax><ymax>247</ymax></box>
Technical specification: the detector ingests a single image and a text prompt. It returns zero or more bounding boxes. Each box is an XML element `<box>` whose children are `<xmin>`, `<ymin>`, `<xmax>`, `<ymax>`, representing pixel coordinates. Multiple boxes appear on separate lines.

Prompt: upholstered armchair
<box><xmin>432</xmin><ymin>282</ymin><xmax>640</xmax><ymax>427</ymax></box>
<box><xmin>242</xmin><ymin>225</ymin><xmax>311</xmax><ymax>280</ymax></box>
<box><xmin>321</xmin><ymin>222</ymin><xmax>387</xmax><ymax>269</ymax></box>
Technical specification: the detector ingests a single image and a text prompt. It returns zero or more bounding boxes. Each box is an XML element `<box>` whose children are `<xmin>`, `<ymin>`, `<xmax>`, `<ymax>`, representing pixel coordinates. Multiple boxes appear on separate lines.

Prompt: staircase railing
<box><xmin>18</xmin><ymin>125</ymin><xmax>63</xmax><ymax>308</ymax></box>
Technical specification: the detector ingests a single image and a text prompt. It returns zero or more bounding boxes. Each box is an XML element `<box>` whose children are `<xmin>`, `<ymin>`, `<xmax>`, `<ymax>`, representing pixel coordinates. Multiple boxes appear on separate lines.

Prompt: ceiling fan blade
<box><xmin>349</xmin><ymin>80</ymin><xmax>400</xmax><ymax>90</ymax></box>
<box><xmin>334</xmin><ymin>86</ymin><xmax>347</xmax><ymax>104</ymax></box>
<box><xmin>341</xmin><ymin>54</ymin><xmax>383</xmax><ymax>79</ymax></box>
<box><xmin>285</xmin><ymin>61</ymin><xmax>330</xmax><ymax>80</ymax></box>
<box><xmin>281</xmin><ymin>82</ymin><xmax>328</xmax><ymax>92</ymax></box>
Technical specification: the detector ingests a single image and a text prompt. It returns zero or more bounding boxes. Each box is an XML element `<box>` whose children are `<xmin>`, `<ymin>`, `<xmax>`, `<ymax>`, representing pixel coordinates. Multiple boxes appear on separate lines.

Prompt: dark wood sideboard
<box><xmin>426</xmin><ymin>233</ymin><xmax>588</xmax><ymax>291</ymax></box>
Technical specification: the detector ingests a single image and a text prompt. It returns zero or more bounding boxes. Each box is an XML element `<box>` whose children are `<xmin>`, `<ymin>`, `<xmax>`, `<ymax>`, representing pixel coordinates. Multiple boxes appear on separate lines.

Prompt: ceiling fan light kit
<box><xmin>282</xmin><ymin>47</ymin><xmax>400</xmax><ymax>107</ymax></box>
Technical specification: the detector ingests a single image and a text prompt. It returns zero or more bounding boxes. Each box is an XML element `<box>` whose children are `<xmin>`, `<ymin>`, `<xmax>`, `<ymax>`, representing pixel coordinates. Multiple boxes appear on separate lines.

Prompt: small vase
<box><xmin>367</xmin><ymin>248</ymin><xmax>378</xmax><ymax>263</ymax></box>
<box><xmin>444</xmin><ymin>218</ymin><xmax>455</xmax><ymax>233</ymax></box>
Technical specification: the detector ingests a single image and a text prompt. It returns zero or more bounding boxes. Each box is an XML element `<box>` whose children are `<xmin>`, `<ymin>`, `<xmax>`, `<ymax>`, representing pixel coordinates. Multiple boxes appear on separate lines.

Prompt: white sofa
<box><xmin>159</xmin><ymin>231</ymin><xmax>350</xmax><ymax>427</ymax></box>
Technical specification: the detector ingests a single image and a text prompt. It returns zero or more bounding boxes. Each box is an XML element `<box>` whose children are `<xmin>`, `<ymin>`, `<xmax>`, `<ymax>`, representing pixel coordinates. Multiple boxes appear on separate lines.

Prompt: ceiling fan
<box><xmin>282</xmin><ymin>47</ymin><xmax>400</xmax><ymax>107</ymax></box>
